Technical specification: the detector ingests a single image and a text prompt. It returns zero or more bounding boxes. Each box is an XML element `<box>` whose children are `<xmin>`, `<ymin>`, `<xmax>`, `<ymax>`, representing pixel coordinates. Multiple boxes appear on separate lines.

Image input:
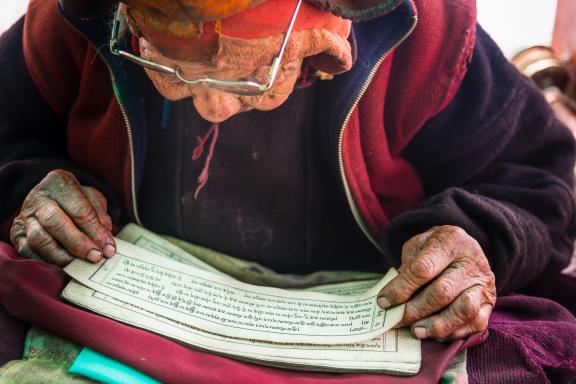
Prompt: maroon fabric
<box><xmin>469</xmin><ymin>296</ymin><xmax>576</xmax><ymax>384</ymax></box>
<box><xmin>0</xmin><ymin>242</ymin><xmax>483</xmax><ymax>383</ymax></box>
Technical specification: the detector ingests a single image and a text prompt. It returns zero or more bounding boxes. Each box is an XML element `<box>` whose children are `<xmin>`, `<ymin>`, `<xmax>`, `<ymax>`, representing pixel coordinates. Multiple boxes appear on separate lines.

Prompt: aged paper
<box><xmin>62</xmin><ymin>225</ymin><xmax>420</xmax><ymax>373</ymax></box>
<box><xmin>116</xmin><ymin>225</ymin><xmax>224</xmax><ymax>276</ymax></box>
<box><xmin>62</xmin><ymin>280</ymin><xmax>420</xmax><ymax>373</ymax></box>
<box><xmin>64</xmin><ymin>240</ymin><xmax>404</xmax><ymax>345</ymax></box>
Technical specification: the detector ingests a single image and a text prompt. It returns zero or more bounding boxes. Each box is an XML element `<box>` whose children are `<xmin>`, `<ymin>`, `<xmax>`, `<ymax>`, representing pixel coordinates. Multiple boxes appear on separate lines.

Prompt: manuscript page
<box><xmin>64</xmin><ymin>240</ymin><xmax>404</xmax><ymax>344</ymax></box>
<box><xmin>63</xmin><ymin>225</ymin><xmax>421</xmax><ymax>373</ymax></box>
<box><xmin>63</xmin><ymin>280</ymin><xmax>420</xmax><ymax>373</ymax></box>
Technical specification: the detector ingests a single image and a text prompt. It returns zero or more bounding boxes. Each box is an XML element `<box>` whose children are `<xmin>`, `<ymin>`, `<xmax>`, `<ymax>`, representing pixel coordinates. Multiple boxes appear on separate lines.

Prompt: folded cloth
<box><xmin>0</xmin><ymin>241</ymin><xmax>485</xmax><ymax>384</ymax></box>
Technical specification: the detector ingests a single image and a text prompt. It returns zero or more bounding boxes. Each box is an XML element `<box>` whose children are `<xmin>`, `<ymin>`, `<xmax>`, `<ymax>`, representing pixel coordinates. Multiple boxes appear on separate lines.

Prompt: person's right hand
<box><xmin>9</xmin><ymin>170</ymin><xmax>116</xmax><ymax>266</ymax></box>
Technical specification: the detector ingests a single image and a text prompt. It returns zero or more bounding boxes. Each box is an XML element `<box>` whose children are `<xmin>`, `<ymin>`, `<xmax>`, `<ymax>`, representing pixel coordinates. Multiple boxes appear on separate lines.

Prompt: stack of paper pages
<box><xmin>62</xmin><ymin>225</ymin><xmax>421</xmax><ymax>375</ymax></box>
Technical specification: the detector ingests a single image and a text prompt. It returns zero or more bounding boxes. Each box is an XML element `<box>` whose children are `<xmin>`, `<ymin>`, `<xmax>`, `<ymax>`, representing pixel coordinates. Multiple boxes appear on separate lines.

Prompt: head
<box><xmin>118</xmin><ymin>0</ymin><xmax>354</xmax><ymax>122</ymax></box>
<box><xmin>61</xmin><ymin>0</ymin><xmax>403</xmax><ymax>122</ymax></box>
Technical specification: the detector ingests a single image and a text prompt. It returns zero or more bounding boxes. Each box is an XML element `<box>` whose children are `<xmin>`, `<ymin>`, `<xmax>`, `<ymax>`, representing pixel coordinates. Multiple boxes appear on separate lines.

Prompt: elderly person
<box><xmin>0</xmin><ymin>0</ymin><xmax>575</xmax><ymax>382</ymax></box>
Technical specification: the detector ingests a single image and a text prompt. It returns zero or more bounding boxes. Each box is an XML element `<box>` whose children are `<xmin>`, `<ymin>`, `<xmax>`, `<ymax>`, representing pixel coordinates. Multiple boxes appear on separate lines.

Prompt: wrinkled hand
<box><xmin>378</xmin><ymin>225</ymin><xmax>496</xmax><ymax>341</ymax></box>
<box><xmin>10</xmin><ymin>170</ymin><xmax>116</xmax><ymax>266</ymax></box>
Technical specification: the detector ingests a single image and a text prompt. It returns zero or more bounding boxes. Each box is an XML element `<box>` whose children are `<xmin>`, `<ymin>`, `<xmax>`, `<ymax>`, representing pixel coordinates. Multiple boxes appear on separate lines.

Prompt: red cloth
<box><xmin>0</xmin><ymin>242</ymin><xmax>484</xmax><ymax>383</ymax></box>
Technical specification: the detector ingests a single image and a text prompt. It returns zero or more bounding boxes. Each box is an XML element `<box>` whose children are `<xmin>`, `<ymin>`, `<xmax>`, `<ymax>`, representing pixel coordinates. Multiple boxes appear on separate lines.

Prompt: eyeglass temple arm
<box><xmin>109</xmin><ymin>6</ymin><xmax>123</xmax><ymax>53</ymax></box>
<box><xmin>266</xmin><ymin>0</ymin><xmax>303</xmax><ymax>89</ymax></box>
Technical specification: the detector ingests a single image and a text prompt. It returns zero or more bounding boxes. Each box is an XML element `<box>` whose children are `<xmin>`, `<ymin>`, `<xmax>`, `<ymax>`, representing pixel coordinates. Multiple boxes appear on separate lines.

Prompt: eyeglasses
<box><xmin>110</xmin><ymin>0</ymin><xmax>303</xmax><ymax>96</ymax></box>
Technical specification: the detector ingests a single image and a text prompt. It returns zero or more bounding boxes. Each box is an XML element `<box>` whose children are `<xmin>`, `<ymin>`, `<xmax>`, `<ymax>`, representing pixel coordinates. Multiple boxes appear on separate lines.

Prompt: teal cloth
<box><xmin>69</xmin><ymin>348</ymin><xmax>161</xmax><ymax>384</ymax></box>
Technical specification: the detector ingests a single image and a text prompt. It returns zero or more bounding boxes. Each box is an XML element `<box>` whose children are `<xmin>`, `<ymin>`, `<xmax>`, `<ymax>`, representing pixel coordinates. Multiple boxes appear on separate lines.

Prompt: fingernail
<box><xmin>86</xmin><ymin>249</ymin><xmax>102</xmax><ymax>263</ymax></box>
<box><xmin>413</xmin><ymin>326</ymin><xmax>428</xmax><ymax>339</ymax></box>
<box><xmin>103</xmin><ymin>243</ymin><xmax>116</xmax><ymax>258</ymax></box>
<box><xmin>377</xmin><ymin>296</ymin><xmax>391</xmax><ymax>309</ymax></box>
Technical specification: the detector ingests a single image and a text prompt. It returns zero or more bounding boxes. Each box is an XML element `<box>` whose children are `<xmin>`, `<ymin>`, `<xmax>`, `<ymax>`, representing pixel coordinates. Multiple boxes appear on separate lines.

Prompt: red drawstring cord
<box><xmin>192</xmin><ymin>123</ymin><xmax>220</xmax><ymax>199</ymax></box>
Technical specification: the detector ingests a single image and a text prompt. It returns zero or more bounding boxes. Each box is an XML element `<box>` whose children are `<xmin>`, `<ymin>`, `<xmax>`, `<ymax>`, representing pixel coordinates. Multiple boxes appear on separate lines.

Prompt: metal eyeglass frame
<box><xmin>109</xmin><ymin>0</ymin><xmax>303</xmax><ymax>96</ymax></box>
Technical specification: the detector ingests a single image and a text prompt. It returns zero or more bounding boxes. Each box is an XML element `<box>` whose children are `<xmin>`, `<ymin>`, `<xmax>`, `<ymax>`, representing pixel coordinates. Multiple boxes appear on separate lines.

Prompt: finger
<box><xmin>378</xmin><ymin>235</ymin><xmax>453</xmax><ymax>308</ymax></box>
<box><xmin>42</xmin><ymin>172</ymin><xmax>114</xmax><ymax>252</ymax></box>
<box><xmin>25</xmin><ymin>217</ymin><xmax>75</xmax><ymax>266</ymax></box>
<box><xmin>13</xmin><ymin>237</ymin><xmax>42</xmax><ymax>261</ymax></box>
<box><xmin>410</xmin><ymin>285</ymin><xmax>488</xmax><ymax>340</ymax></box>
<box><xmin>445</xmin><ymin>304</ymin><xmax>492</xmax><ymax>341</ymax></box>
<box><xmin>81</xmin><ymin>186</ymin><xmax>113</xmax><ymax>231</ymax></box>
<box><xmin>34</xmin><ymin>198</ymin><xmax>103</xmax><ymax>263</ymax></box>
<box><xmin>9</xmin><ymin>216</ymin><xmax>26</xmax><ymax>249</ymax></box>
<box><xmin>399</xmin><ymin>229</ymin><xmax>435</xmax><ymax>264</ymax></box>
<box><xmin>9</xmin><ymin>217</ymin><xmax>41</xmax><ymax>260</ymax></box>
<box><xmin>395</xmin><ymin>265</ymin><xmax>472</xmax><ymax>328</ymax></box>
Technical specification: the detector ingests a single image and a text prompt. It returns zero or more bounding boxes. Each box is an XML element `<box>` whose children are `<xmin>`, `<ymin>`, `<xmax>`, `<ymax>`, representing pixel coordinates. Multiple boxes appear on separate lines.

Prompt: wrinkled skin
<box><xmin>139</xmin><ymin>36</ymin><xmax>303</xmax><ymax>123</ymax></box>
<box><xmin>10</xmin><ymin>170</ymin><xmax>115</xmax><ymax>266</ymax></box>
<box><xmin>377</xmin><ymin>226</ymin><xmax>497</xmax><ymax>341</ymax></box>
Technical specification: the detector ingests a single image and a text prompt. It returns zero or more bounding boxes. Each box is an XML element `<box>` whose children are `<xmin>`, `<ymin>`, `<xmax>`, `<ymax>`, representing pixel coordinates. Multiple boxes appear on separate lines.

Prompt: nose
<box><xmin>192</xmin><ymin>88</ymin><xmax>242</xmax><ymax>123</ymax></box>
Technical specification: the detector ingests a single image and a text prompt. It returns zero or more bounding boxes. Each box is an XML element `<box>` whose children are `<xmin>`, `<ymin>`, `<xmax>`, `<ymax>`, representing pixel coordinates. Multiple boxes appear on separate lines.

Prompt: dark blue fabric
<box><xmin>383</xmin><ymin>26</ymin><xmax>576</xmax><ymax>294</ymax></box>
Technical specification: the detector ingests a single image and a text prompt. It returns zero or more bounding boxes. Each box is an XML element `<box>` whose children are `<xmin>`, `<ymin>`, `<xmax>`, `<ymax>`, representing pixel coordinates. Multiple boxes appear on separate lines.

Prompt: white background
<box><xmin>0</xmin><ymin>1</ymin><xmax>559</xmax><ymax>58</ymax></box>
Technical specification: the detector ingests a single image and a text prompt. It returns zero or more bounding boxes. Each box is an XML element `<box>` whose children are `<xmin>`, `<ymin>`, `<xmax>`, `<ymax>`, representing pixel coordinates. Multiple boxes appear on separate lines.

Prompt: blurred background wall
<box><xmin>0</xmin><ymin>0</ymin><xmax>559</xmax><ymax>60</ymax></box>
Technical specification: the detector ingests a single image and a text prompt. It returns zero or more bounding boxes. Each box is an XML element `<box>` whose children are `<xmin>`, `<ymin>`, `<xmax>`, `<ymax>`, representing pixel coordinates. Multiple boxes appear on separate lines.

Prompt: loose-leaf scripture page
<box><xmin>65</xmin><ymin>240</ymin><xmax>403</xmax><ymax>344</ymax></box>
<box><xmin>62</xmin><ymin>225</ymin><xmax>421</xmax><ymax>373</ymax></box>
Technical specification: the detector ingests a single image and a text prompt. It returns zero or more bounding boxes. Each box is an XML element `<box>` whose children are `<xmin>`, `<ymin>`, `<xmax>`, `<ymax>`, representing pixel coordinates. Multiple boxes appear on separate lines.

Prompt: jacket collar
<box><xmin>316</xmin><ymin>0</ymin><xmax>417</xmax><ymax>178</ymax></box>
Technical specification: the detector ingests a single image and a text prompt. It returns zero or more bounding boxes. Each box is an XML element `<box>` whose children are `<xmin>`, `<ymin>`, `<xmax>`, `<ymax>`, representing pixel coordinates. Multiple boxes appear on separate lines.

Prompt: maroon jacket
<box><xmin>22</xmin><ymin>0</ymin><xmax>474</xmax><ymax>228</ymax></box>
<box><xmin>1</xmin><ymin>0</ymin><xmax>576</xmax><ymax>382</ymax></box>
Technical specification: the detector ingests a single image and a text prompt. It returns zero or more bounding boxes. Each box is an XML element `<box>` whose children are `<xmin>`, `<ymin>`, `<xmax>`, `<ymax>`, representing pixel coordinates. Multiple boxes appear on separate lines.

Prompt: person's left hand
<box><xmin>377</xmin><ymin>225</ymin><xmax>496</xmax><ymax>341</ymax></box>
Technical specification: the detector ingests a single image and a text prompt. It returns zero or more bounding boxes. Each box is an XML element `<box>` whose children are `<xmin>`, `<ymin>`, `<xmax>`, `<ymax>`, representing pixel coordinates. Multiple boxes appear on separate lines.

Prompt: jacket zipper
<box><xmin>338</xmin><ymin>15</ymin><xmax>418</xmax><ymax>254</ymax></box>
<box><xmin>111</xmin><ymin>82</ymin><xmax>143</xmax><ymax>225</ymax></box>
<box><xmin>62</xmin><ymin>18</ymin><xmax>143</xmax><ymax>225</ymax></box>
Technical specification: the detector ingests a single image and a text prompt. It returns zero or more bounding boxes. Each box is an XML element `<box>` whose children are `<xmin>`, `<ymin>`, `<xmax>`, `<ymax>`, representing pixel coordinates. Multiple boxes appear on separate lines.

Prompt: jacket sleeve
<box><xmin>0</xmin><ymin>17</ymin><xmax>122</xmax><ymax>240</ymax></box>
<box><xmin>380</xmin><ymin>25</ymin><xmax>576</xmax><ymax>294</ymax></box>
